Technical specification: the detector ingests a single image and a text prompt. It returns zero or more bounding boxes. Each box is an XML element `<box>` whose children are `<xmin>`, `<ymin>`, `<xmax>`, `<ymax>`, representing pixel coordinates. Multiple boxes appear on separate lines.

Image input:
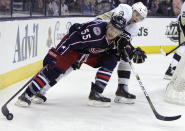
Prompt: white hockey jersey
<box><xmin>180</xmin><ymin>2</ymin><xmax>185</xmax><ymax>26</ymax></box>
<box><xmin>181</xmin><ymin>2</ymin><xmax>185</xmax><ymax>16</ymax></box>
<box><xmin>177</xmin><ymin>2</ymin><xmax>185</xmax><ymax>44</ymax></box>
<box><xmin>97</xmin><ymin>4</ymin><xmax>139</xmax><ymax>39</ymax></box>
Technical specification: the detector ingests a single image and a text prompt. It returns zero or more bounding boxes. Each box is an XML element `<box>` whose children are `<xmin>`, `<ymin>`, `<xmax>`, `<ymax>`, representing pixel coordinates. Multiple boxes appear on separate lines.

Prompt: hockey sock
<box><xmin>95</xmin><ymin>67</ymin><xmax>112</xmax><ymax>93</ymax></box>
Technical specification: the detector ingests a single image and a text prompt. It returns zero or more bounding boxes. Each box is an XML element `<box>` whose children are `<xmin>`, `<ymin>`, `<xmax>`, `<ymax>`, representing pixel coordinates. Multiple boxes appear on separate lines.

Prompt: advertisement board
<box><xmin>0</xmin><ymin>17</ymin><xmax>179</xmax><ymax>89</ymax></box>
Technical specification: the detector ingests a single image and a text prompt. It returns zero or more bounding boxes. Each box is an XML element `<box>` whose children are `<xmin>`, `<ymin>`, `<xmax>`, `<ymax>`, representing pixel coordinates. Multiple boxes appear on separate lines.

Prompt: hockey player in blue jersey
<box><xmin>64</xmin><ymin>2</ymin><xmax>148</xmax><ymax>105</ymax></box>
<box><xmin>15</xmin><ymin>15</ymin><xmax>128</xmax><ymax>107</ymax></box>
<box><xmin>16</xmin><ymin>3</ymin><xmax>148</xmax><ymax>107</ymax></box>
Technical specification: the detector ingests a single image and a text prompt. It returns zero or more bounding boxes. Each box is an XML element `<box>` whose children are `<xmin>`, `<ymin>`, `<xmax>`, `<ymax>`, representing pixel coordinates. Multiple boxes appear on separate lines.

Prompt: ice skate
<box><xmin>15</xmin><ymin>92</ymin><xmax>31</xmax><ymax>107</ymax></box>
<box><xmin>114</xmin><ymin>84</ymin><xmax>136</xmax><ymax>104</ymax></box>
<box><xmin>88</xmin><ymin>83</ymin><xmax>111</xmax><ymax>107</ymax></box>
<box><xmin>31</xmin><ymin>93</ymin><xmax>47</xmax><ymax>104</ymax></box>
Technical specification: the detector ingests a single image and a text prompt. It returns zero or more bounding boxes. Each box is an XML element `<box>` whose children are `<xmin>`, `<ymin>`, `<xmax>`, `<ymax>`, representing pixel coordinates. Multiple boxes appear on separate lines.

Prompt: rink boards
<box><xmin>0</xmin><ymin>17</ymin><xmax>178</xmax><ymax>89</ymax></box>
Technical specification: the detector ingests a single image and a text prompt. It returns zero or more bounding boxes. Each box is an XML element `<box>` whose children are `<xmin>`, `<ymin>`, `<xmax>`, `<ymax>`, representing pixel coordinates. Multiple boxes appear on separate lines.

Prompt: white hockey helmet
<box><xmin>132</xmin><ymin>2</ymin><xmax>148</xmax><ymax>19</ymax></box>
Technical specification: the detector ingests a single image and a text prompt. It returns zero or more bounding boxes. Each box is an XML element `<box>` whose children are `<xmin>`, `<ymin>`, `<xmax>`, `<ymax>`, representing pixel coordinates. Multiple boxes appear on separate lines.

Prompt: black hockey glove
<box><xmin>132</xmin><ymin>47</ymin><xmax>147</xmax><ymax>64</ymax></box>
<box><xmin>114</xmin><ymin>34</ymin><xmax>134</xmax><ymax>61</ymax></box>
<box><xmin>71</xmin><ymin>61</ymin><xmax>82</xmax><ymax>70</ymax></box>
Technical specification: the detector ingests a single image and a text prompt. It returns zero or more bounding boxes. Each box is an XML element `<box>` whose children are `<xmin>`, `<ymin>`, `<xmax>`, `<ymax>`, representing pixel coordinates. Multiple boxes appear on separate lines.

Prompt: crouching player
<box><xmin>15</xmin><ymin>16</ymin><xmax>127</xmax><ymax>107</ymax></box>
<box><xmin>15</xmin><ymin>3</ymin><xmax>148</xmax><ymax>107</ymax></box>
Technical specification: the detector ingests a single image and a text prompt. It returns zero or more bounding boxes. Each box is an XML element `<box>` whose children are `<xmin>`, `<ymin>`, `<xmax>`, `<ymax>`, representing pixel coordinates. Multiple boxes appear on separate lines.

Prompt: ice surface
<box><xmin>0</xmin><ymin>54</ymin><xmax>184</xmax><ymax>131</ymax></box>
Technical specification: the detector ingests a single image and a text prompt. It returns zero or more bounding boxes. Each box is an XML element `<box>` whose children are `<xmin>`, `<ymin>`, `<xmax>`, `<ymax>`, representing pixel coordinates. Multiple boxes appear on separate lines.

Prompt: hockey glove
<box><xmin>132</xmin><ymin>47</ymin><xmax>147</xmax><ymax>63</ymax></box>
<box><xmin>114</xmin><ymin>34</ymin><xmax>134</xmax><ymax>61</ymax></box>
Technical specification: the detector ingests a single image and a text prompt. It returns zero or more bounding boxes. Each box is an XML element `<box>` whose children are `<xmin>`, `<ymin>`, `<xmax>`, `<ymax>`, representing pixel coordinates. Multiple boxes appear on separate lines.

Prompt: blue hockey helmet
<box><xmin>110</xmin><ymin>15</ymin><xmax>126</xmax><ymax>31</ymax></box>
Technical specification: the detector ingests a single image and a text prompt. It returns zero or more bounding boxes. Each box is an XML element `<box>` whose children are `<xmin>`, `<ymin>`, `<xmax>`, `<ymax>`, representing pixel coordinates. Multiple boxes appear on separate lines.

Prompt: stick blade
<box><xmin>1</xmin><ymin>105</ymin><xmax>9</xmax><ymax>117</ymax></box>
<box><xmin>155</xmin><ymin>113</ymin><xmax>181</xmax><ymax>121</ymax></box>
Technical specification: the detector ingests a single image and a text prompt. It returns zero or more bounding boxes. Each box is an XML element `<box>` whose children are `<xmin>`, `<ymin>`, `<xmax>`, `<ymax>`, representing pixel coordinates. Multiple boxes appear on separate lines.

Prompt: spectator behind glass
<box><xmin>172</xmin><ymin>0</ymin><xmax>184</xmax><ymax>16</ymax></box>
<box><xmin>89</xmin><ymin>0</ymin><xmax>96</xmax><ymax>15</ymax></box>
<box><xmin>37</xmin><ymin>0</ymin><xmax>44</xmax><ymax>9</ymax></box>
<box><xmin>68</xmin><ymin>0</ymin><xmax>82</xmax><ymax>15</ymax></box>
<box><xmin>0</xmin><ymin>0</ymin><xmax>10</xmax><ymax>12</ymax></box>
<box><xmin>61</xmin><ymin>0</ymin><xmax>69</xmax><ymax>15</ymax></box>
<box><xmin>83</xmin><ymin>0</ymin><xmax>91</xmax><ymax>15</ymax></box>
<box><xmin>148</xmin><ymin>0</ymin><xmax>160</xmax><ymax>16</ymax></box>
<box><xmin>133</xmin><ymin>0</ymin><xmax>149</xmax><ymax>7</ymax></box>
<box><xmin>65</xmin><ymin>0</ymin><xmax>75</xmax><ymax>13</ymax></box>
<box><xmin>157</xmin><ymin>0</ymin><xmax>174</xmax><ymax>16</ymax></box>
<box><xmin>32</xmin><ymin>0</ymin><xmax>44</xmax><ymax>13</ymax></box>
<box><xmin>48</xmin><ymin>0</ymin><xmax>59</xmax><ymax>16</ymax></box>
<box><xmin>119</xmin><ymin>0</ymin><xmax>128</xmax><ymax>4</ymax></box>
<box><xmin>113</xmin><ymin>0</ymin><xmax>134</xmax><ymax>7</ymax></box>
<box><xmin>23</xmin><ymin>0</ymin><xmax>29</xmax><ymax>11</ymax></box>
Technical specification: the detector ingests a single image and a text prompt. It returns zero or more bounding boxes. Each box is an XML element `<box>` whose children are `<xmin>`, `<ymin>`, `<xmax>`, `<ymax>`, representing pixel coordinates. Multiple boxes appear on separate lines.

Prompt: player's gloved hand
<box><xmin>115</xmin><ymin>34</ymin><xmax>134</xmax><ymax>61</ymax></box>
<box><xmin>132</xmin><ymin>47</ymin><xmax>147</xmax><ymax>63</ymax></box>
<box><xmin>71</xmin><ymin>61</ymin><xmax>82</xmax><ymax>70</ymax></box>
<box><xmin>116</xmin><ymin>35</ymin><xmax>130</xmax><ymax>52</ymax></box>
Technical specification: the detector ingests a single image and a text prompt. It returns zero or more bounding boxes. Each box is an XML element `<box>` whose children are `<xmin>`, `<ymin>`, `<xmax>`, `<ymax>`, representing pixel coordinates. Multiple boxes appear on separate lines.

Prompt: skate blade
<box><xmin>114</xmin><ymin>96</ymin><xmax>135</xmax><ymax>104</ymax></box>
<box><xmin>31</xmin><ymin>96</ymin><xmax>44</xmax><ymax>104</ymax></box>
<box><xmin>15</xmin><ymin>99</ymin><xmax>30</xmax><ymax>107</ymax></box>
<box><xmin>88</xmin><ymin>100</ymin><xmax>111</xmax><ymax>107</ymax></box>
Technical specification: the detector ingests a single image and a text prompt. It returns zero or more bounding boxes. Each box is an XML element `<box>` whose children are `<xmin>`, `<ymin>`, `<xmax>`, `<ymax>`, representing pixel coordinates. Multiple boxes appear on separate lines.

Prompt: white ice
<box><xmin>0</xmin><ymin>54</ymin><xmax>185</xmax><ymax>131</ymax></box>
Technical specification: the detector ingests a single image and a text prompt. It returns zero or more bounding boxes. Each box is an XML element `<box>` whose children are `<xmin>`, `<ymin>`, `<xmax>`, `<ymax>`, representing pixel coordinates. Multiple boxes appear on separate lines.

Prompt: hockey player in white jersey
<box><xmin>164</xmin><ymin>0</ymin><xmax>185</xmax><ymax>80</ymax></box>
<box><xmin>25</xmin><ymin>2</ymin><xmax>148</xmax><ymax>106</ymax></box>
<box><xmin>97</xmin><ymin>2</ymin><xmax>148</xmax><ymax>104</ymax></box>
<box><xmin>164</xmin><ymin>1</ymin><xmax>185</xmax><ymax>104</ymax></box>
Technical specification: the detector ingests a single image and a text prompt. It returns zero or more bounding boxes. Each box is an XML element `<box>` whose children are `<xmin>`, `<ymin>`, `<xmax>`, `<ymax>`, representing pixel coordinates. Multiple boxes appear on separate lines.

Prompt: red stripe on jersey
<box><xmin>96</xmin><ymin>74</ymin><xmax>110</xmax><ymax>80</ymax></box>
<box><xmin>35</xmin><ymin>77</ymin><xmax>45</xmax><ymax>88</ymax></box>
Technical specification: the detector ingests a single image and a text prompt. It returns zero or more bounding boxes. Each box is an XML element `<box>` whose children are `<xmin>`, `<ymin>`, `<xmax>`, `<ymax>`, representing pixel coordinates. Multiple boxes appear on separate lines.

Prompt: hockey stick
<box><xmin>123</xmin><ymin>48</ymin><xmax>181</xmax><ymax>121</ymax></box>
<box><xmin>160</xmin><ymin>41</ymin><xmax>185</xmax><ymax>56</ymax></box>
<box><xmin>1</xmin><ymin>77</ymin><xmax>34</xmax><ymax>120</ymax></box>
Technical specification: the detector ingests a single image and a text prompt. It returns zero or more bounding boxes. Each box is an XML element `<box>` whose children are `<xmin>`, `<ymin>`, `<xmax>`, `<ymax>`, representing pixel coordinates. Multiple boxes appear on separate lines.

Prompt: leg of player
<box><xmin>30</xmin><ymin>67</ymin><xmax>74</xmax><ymax>104</ymax></box>
<box><xmin>88</xmin><ymin>68</ymin><xmax>112</xmax><ymax>107</ymax></box>
<box><xmin>30</xmin><ymin>54</ymin><xmax>86</xmax><ymax>104</ymax></box>
<box><xmin>164</xmin><ymin>45</ymin><xmax>185</xmax><ymax>80</ymax></box>
<box><xmin>114</xmin><ymin>60</ymin><xmax>136</xmax><ymax>104</ymax></box>
<box><xmin>15</xmin><ymin>65</ymin><xmax>63</xmax><ymax>107</ymax></box>
<box><xmin>31</xmin><ymin>55</ymin><xmax>86</xmax><ymax>104</ymax></box>
<box><xmin>164</xmin><ymin>14</ymin><xmax>185</xmax><ymax>80</ymax></box>
<box><xmin>15</xmin><ymin>47</ymin><xmax>79</xmax><ymax>107</ymax></box>
<box><xmin>87</xmin><ymin>53</ymin><xmax>117</xmax><ymax>107</ymax></box>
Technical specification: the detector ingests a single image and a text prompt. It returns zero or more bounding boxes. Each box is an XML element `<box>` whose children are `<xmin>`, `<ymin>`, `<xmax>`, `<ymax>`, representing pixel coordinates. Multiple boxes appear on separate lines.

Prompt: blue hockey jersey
<box><xmin>56</xmin><ymin>20</ymin><xmax>114</xmax><ymax>55</ymax></box>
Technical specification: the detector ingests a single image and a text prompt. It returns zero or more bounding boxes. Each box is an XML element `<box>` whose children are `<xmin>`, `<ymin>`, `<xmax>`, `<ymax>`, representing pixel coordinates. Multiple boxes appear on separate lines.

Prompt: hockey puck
<box><xmin>6</xmin><ymin>113</ymin><xmax>13</xmax><ymax>120</ymax></box>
